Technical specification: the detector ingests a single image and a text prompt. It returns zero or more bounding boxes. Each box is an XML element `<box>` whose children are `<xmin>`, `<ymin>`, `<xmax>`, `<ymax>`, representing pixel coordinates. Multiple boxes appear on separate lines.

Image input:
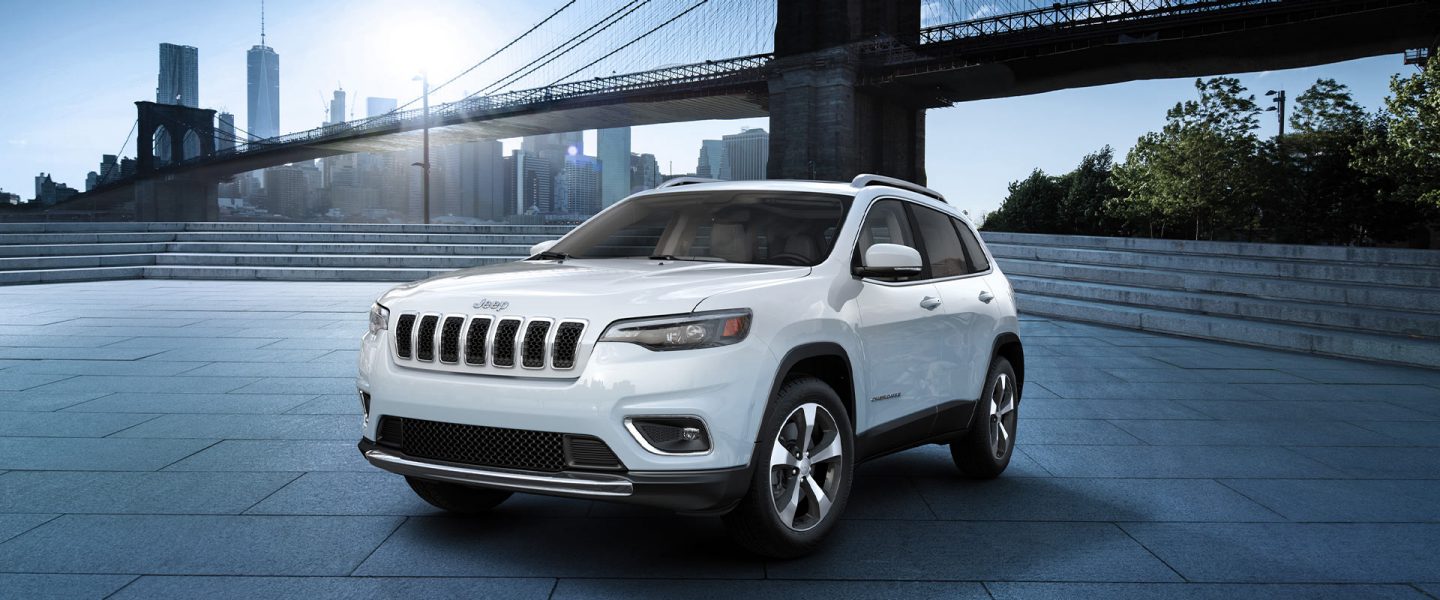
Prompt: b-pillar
<box><xmin>767</xmin><ymin>0</ymin><xmax>931</xmax><ymax>184</ymax></box>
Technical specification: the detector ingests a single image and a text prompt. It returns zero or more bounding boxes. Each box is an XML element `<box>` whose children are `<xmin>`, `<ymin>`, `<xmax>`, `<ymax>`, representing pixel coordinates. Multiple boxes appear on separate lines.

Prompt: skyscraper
<box><xmin>697</xmin><ymin>139</ymin><xmax>729</xmax><ymax>180</ymax></box>
<box><xmin>366</xmin><ymin>97</ymin><xmax>398</xmax><ymax>117</ymax></box>
<box><xmin>555</xmin><ymin>155</ymin><xmax>601</xmax><ymax>216</ymax></box>
<box><xmin>723</xmin><ymin>128</ymin><xmax>769</xmax><ymax>180</ymax></box>
<box><xmin>216</xmin><ymin>113</ymin><xmax>236</xmax><ymax>152</ymax></box>
<box><xmin>246</xmin><ymin>9</ymin><xmax>280</xmax><ymax>140</ymax></box>
<box><xmin>597</xmin><ymin>128</ymin><xmax>631</xmax><ymax>208</ymax></box>
<box><xmin>520</xmin><ymin>132</ymin><xmax>582</xmax><ymax>212</ymax></box>
<box><xmin>328</xmin><ymin>88</ymin><xmax>346</xmax><ymax>125</ymax></box>
<box><xmin>631</xmin><ymin>153</ymin><xmax>660</xmax><ymax>193</ymax></box>
<box><xmin>263</xmin><ymin>166</ymin><xmax>308</xmax><ymax>219</ymax></box>
<box><xmin>157</xmin><ymin>43</ymin><xmax>199</xmax><ymax>108</ymax></box>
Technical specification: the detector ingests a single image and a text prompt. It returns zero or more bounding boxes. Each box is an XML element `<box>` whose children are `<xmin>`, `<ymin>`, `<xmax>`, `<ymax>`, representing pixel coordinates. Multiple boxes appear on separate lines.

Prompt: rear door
<box><xmin>908</xmin><ymin>203</ymin><xmax>1003</xmax><ymax>405</ymax></box>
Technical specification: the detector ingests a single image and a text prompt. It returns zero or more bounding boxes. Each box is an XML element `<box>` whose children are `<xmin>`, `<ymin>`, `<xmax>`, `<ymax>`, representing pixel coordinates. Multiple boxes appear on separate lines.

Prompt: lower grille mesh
<box><xmin>377</xmin><ymin>416</ymin><xmax>625</xmax><ymax>472</ymax></box>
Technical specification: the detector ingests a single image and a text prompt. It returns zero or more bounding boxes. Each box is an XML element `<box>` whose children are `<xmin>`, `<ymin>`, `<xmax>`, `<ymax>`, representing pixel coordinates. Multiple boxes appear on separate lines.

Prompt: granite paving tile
<box><xmin>0</xmin><ymin>412</ymin><xmax>158</xmax><ymax>437</ymax></box>
<box><xmin>1349</xmin><ymin>421</ymin><xmax>1440</xmax><ymax>446</ymax></box>
<box><xmin>1016</xmin><ymin>419</ymin><xmax>1145</xmax><ymax>445</ymax></box>
<box><xmin>140</xmin><ymin>348</ymin><xmax>332</xmax><ymax>362</ymax></box>
<box><xmin>27</xmin><ymin>375</ymin><xmax>258</xmax><ymax>394</ymax></box>
<box><xmin>0</xmin><ymin>513</ymin><xmax>57</xmax><ymax>544</ymax></box>
<box><xmin>915</xmin><ymin>477</ymin><xmax>1281</xmax><ymax>522</ymax></box>
<box><xmin>179</xmin><ymin>361</ymin><xmax>358</xmax><ymax>378</ymax></box>
<box><xmin>0</xmin><ymin>373</ymin><xmax>76</xmax><ymax>392</ymax></box>
<box><xmin>1244</xmin><ymin>384</ymin><xmax>1440</xmax><ymax>403</ymax></box>
<box><xmin>354</xmin><ymin>516</ymin><xmax>764</xmax><ymax>578</ymax></box>
<box><xmin>112</xmin><ymin>414</ymin><xmax>358</xmax><ymax>440</ymax></box>
<box><xmin>0</xmin><ymin>391</ymin><xmax>109</xmax><ymax>412</ymax></box>
<box><xmin>0</xmin><ymin>471</ymin><xmax>298</xmax><ymax>514</ymax></box>
<box><xmin>0</xmin><ymin>437</ymin><xmax>215</xmax><ymax>471</ymax></box>
<box><xmin>1104</xmin><ymin>368</ymin><xmax>1310</xmax><ymax>384</ymax></box>
<box><xmin>244</xmin><ymin>472</ymin><xmax>590</xmax><ymax>517</ymax></box>
<box><xmin>62</xmin><ymin>392</ymin><xmax>317</xmax><ymax>414</ymax></box>
<box><xmin>1038</xmin><ymin>382</ymin><xmax>1270</xmax><ymax>401</ymax></box>
<box><xmin>1110</xmin><ymin>419</ymin><xmax>1404</xmax><ymax>446</ymax></box>
<box><xmin>110</xmin><ymin>576</ymin><xmax>556</xmax><ymax>600</ymax></box>
<box><xmin>765</xmin><ymin>520</ymin><xmax>1181</xmax><ymax>582</ymax></box>
<box><xmin>1023</xmin><ymin>397</ymin><xmax>1209</xmax><ymax>420</ymax></box>
<box><xmin>0</xmin><ymin>515</ymin><xmax>404</xmax><ymax>575</ymax></box>
<box><xmin>162</xmin><ymin>440</ymin><xmax>372</xmax><ymax>472</ymax></box>
<box><xmin>1120</xmin><ymin>523</ymin><xmax>1440</xmax><ymax>583</ymax></box>
<box><xmin>553</xmin><ymin>580</ymin><xmax>989</xmax><ymax>600</ymax></box>
<box><xmin>1021</xmin><ymin>445</ymin><xmax>1344</xmax><ymax>478</ymax></box>
<box><xmin>230</xmin><ymin>377</ymin><xmax>353</xmax><ymax>395</ymax></box>
<box><xmin>985</xmin><ymin>582</ymin><xmax>1431</xmax><ymax>599</ymax></box>
<box><xmin>284</xmin><ymin>394</ymin><xmax>361</xmax><ymax>415</ymax></box>
<box><xmin>1290</xmin><ymin>447</ymin><xmax>1440</xmax><ymax>479</ymax></box>
<box><xmin>0</xmin><ymin>359</ymin><xmax>208</xmax><ymax>376</ymax></box>
<box><xmin>1218</xmin><ymin>479</ymin><xmax>1440</xmax><ymax>522</ymax></box>
<box><xmin>0</xmin><ymin>574</ymin><xmax>138</xmax><ymax>600</ymax></box>
<box><xmin>1177</xmin><ymin>400</ymin><xmax>1438</xmax><ymax>421</ymax></box>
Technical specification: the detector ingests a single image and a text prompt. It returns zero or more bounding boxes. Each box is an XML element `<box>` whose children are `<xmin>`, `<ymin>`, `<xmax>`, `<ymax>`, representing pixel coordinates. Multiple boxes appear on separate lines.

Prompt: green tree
<box><xmin>1357</xmin><ymin>59</ymin><xmax>1440</xmax><ymax>211</ymax></box>
<box><xmin>981</xmin><ymin>147</ymin><xmax>1120</xmax><ymax>235</ymax></box>
<box><xmin>1110</xmin><ymin>77</ymin><xmax>1264</xmax><ymax>239</ymax></box>
<box><xmin>1290</xmin><ymin>78</ymin><xmax>1366</xmax><ymax>133</ymax></box>
<box><xmin>980</xmin><ymin>169</ymin><xmax>1067</xmax><ymax>233</ymax></box>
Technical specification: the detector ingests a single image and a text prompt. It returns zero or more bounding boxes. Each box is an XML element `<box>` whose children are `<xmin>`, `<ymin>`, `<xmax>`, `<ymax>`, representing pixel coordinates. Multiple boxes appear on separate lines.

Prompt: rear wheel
<box><xmin>406</xmin><ymin>476</ymin><xmax>512</xmax><ymax>514</ymax></box>
<box><xmin>950</xmin><ymin>356</ymin><xmax>1018</xmax><ymax>479</ymax></box>
<box><xmin>723</xmin><ymin>376</ymin><xmax>853</xmax><ymax>558</ymax></box>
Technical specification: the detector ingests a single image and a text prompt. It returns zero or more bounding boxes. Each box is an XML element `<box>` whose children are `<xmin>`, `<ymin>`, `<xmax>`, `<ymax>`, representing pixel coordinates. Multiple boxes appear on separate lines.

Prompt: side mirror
<box><xmin>529</xmin><ymin>240</ymin><xmax>559</xmax><ymax>256</ymax></box>
<box><xmin>855</xmin><ymin>243</ymin><xmax>923</xmax><ymax>278</ymax></box>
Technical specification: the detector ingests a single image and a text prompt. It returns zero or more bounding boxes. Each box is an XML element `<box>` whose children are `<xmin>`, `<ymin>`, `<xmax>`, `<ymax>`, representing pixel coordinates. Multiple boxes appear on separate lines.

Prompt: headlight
<box><xmin>599</xmin><ymin>309</ymin><xmax>751</xmax><ymax>351</ymax></box>
<box><xmin>368</xmin><ymin>304</ymin><xmax>390</xmax><ymax>336</ymax></box>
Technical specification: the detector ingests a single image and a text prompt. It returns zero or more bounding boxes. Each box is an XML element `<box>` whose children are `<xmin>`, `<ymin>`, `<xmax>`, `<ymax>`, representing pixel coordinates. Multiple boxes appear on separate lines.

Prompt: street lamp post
<box><xmin>1265</xmin><ymin>89</ymin><xmax>1286</xmax><ymax>139</ymax></box>
<box><xmin>413</xmin><ymin>73</ymin><xmax>431</xmax><ymax>224</ymax></box>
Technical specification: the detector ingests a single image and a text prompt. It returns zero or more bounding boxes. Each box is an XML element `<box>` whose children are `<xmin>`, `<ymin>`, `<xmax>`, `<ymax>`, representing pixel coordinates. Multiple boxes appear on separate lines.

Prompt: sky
<box><xmin>0</xmin><ymin>0</ymin><xmax>1416</xmax><ymax>220</ymax></box>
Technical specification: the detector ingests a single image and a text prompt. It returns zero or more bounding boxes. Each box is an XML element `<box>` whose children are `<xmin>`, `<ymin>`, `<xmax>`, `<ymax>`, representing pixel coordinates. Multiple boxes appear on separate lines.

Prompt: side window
<box><xmin>855</xmin><ymin>199</ymin><xmax>918</xmax><ymax>256</ymax></box>
<box><xmin>911</xmin><ymin>205</ymin><xmax>969</xmax><ymax>278</ymax></box>
<box><xmin>953</xmin><ymin>219</ymin><xmax>990</xmax><ymax>273</ymax></box>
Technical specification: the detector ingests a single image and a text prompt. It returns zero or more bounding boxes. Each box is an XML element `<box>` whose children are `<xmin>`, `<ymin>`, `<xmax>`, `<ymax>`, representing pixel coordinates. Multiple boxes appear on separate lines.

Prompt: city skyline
<box><xmin>0</xmin><ymin>0</ymin><xmax>1415</xmax><ymax>221</ymax></box>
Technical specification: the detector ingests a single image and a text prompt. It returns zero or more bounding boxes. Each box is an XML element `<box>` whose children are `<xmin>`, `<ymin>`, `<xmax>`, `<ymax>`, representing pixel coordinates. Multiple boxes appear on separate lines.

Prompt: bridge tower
<box><xmin>767</xmin><ymin>0</ymin><xmax>935</xmax><ymax>184</ymax></box>
<box><xmin>133</xmin><ymin>101</ymin><xmax>221</xmax><ymax>221</ymax></box>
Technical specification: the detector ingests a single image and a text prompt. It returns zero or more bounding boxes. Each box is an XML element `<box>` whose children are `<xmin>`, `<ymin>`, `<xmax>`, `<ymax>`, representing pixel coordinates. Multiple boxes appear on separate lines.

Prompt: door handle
<box><xmin>978</xmin><ymin>290</ymin><xmax>995</xmax><ymax>304</ymax></box>
<box><xmin>920</xmin><ymin>296</ymin><xmax>942</xmax><ymax>310</ymax></box>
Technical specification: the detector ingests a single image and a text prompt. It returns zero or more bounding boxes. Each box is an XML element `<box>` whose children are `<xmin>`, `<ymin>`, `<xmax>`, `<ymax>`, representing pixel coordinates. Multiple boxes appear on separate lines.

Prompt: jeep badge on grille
<box><xmin>473</xmin><ymin>299</ymin><xmax>510</xmax><ymax>311</ymax></box>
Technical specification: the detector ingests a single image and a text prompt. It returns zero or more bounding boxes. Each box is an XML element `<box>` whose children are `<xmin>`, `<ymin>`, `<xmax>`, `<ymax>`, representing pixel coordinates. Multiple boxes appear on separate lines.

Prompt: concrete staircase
<box><xmin>983</xmin><ymin>232</ymin><xmax>1440</xmax><ymax>368</ymax></box>
<box><xmin>0</xmin><ymin>222</ymin><xmax>569</xmax><ymax>284</ymax></box>
<box><xmin>4</xmin><ymin>223</ymin><xmax>1437</xmax><ymax>367</ymax></box>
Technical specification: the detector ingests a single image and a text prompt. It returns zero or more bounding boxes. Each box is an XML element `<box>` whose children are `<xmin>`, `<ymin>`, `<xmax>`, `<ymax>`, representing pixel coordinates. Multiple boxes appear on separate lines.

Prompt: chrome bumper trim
<box><xmin>362</xmin><ymin>448</ymin><xmax>634</xmax><ymax>497</ymax></box>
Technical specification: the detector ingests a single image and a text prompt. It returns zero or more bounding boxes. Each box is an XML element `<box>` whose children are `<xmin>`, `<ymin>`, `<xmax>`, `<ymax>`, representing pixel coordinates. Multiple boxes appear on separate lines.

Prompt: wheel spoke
<box><xmin>998</xmin><ymin>420</ymin><xmax>1009</xmax><ymax>445</ymax></box>
<box><xmin>777</xmin><ymin>478</ymin><xmax>802</xmax><ymax>525</ymax></box>
<box><xmin>771</xmin><ymin>440</ymin><xmax>799</xmax><ymax>468</ymax></box>
<box><xmin>804</xmin><ymin>476</ymin><xmax>833</xmax><ymax>520</ymax></box>
<box><xmin>798</xmin><ymin>404</ymin><xmax>818</xmax><ymax>455</ymax></box>
<box><xmin>998</xmin><ymin>394</ymin><xmax>1015</xmax><ymax>417</ymax></box>
<box><xmin>808</xmin><ymin>434</ymin><xmax>842</xmax><ymax>463</ymax></box>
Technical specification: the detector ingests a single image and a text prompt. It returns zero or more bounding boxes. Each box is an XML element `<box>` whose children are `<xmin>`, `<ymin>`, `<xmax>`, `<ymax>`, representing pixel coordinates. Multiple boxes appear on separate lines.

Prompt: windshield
<box><xmin>541</xmin><ymin>191</ymin><xmax>851</xmax><ymax>266</ymax></box>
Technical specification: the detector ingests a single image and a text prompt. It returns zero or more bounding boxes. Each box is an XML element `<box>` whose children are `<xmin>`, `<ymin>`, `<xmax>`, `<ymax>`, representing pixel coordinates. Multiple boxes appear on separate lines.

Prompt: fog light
<box><xmin>359</xmin><ymin>391</ymin><xmax>371</xmax><ymax>418</ymax></box>
<box><xmin>626</xmin><ymin>417</ymin><xmax>711</xmax><ymax>455</ymax></box>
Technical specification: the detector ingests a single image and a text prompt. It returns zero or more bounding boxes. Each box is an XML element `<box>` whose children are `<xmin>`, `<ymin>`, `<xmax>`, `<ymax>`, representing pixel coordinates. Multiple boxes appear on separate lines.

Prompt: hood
<box><xmin>378</xmin><ymin>258</ymin><xmax>808</xmax><ymax>320</ymax></box>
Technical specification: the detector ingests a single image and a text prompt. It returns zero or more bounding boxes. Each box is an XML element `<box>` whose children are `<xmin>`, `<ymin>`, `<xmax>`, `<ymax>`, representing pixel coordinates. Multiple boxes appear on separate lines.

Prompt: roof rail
<box><xmin>850</xmin><ymin>174</ymin><xmax>946</xmax><ymax>203</ymax></box>
<box><xmin>658</xmin><ymin>177</ymin><xmax>722</xmax><ymax>189</ymax></box>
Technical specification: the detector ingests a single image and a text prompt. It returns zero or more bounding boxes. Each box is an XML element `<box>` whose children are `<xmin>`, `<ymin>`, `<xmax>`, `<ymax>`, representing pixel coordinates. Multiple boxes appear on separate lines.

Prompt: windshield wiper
<box><xmin>530</xmin><ymin>251</ymin><xmax>572</xmax><ymax>261</ymax></box>
<box><xmin>648</xmin><ymin>255</ymin><xmax>726</xmax><ymax>262</ymax></box>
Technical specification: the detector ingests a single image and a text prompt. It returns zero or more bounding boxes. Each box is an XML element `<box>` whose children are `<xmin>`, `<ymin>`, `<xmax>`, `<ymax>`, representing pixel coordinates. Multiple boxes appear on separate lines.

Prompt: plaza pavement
<box><xmin>0</xmin><ymin>279</ymin><xmax>1437</xmax><ymax>599</ymax></box>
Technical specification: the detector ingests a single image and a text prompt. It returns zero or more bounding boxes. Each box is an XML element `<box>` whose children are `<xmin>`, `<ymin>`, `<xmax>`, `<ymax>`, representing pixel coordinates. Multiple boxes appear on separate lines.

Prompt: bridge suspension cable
<box><xmin>464</xmin><ymin>0</ymin><xmax>654</xmax><ymax>100</ymax></box>
<box><xmin>546</xmin><ymin>0</ymin><xmax>710</xmax><ymax>87</ymax></box>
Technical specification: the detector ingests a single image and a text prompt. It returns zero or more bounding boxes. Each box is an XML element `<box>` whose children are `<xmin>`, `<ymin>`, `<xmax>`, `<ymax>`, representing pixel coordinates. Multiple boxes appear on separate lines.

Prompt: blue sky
<box><xmin>0</xmin><ymin>0</ymin><xmax>1413</xmax><ymax>219</ymax></box>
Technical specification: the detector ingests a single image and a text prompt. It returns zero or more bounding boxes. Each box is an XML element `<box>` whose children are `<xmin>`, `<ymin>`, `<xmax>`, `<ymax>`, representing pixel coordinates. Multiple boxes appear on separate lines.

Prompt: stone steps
<box><xmin>163</xmin><ymin>242</ymin><xmax>535</xmax><ymax>256</ymax></box>
<box><xmin>987</xmin><ymin>232</ymin><xmax>1440</xmax><ymax>368</ymax></box>
<box><xmin>154</xmin><ymin>253</ymin><xmax>514</xmax><ymax>269</ymax></box>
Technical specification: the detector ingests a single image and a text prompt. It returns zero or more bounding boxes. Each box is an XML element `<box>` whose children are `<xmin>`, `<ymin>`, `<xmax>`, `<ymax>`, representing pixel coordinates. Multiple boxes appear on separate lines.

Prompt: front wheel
<box><xmin>723</xmin><ymin>376</ymin><xmax>854</xmax><ymax>558</ymax></box>
<box><xmin>950</xmin><ymin>356</ymin><xmax>1019</xmax><ymax>479</ymax></box>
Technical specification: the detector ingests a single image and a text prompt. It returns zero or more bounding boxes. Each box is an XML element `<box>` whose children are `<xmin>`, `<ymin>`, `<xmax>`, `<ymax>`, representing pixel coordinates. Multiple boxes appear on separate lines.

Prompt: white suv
<box><xmin>357</xmin><ymin>175</ymin><xmax>1023</xmax><ymax>557</ymax></box>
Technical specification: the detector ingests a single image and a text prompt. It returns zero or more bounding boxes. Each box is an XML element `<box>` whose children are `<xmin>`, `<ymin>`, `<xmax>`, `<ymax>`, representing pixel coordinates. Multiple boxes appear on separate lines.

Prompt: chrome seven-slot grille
<box><xmin>393</xmin><ymin>312</ymin><xmax>585</xmax><ymax>371</ymax></box>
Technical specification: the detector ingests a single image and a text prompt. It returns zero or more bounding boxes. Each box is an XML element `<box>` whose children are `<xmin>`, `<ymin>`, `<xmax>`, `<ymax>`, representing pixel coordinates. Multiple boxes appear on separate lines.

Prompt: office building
<box><xmin>632</xmin><ymin>153</ymin><xmax>660</xmax><ymax>193</ymax></box>
<box><xmin>98</xmin><ymin>155</ymin><xmax>120</xmax><ymax>184</ymax></box>
<box><xmin>438</xmin><ymin>140</ymin><xmax>506</xmax><ymax>220</ymax></box>
<box><xmin>366</xmin><ymin>97</ymin><xmax>397</xmax><ymax>117</ymax></box>
<box><xmin>247</xmin><ymin>18</ymin><xmax>280</xmax><ymax>140</ymax></box>
<box><xmin>0</xmin><ymin>189</ymin><xmax>20</xmax><ymax>205</ymax></box>
<box><xmin>328</xmin><ymin>89</ymin><xmax>346</xmax><ymax>125</ymax></box>
<box><xmin>263</xmin><ymin>166</ymin><xmax>308</xmax><ymax>219</ymax></box>
<box><xmin>506</xmin><ymin>150</ymin><xmax>552</xmax><ymax>216</ymax></box>
<box><xmin>216</xmin><ymin>113</ymin><xmax>236</xmax><ymax>152</ymax></box>
<box><xmin>722</xmin><ymin>128</ymin><xmax>768</xmax><ymax>180</ymax></box>
<box><xmin>157</xmin><ymin>43</ymin><xmax>199</xmax><ymax>107</ymax></box>
<box><xmin>34</xmin><ymin>173</ymin><xmax>78</xmax><ymax>206</ymax></box>
<box><xmin>518</xmin><ymin>132</ymin><xmax>581</xmax><ymax>212</ymax></box>
<box><xmin>555</xmin><ymin>155</ymin><xmax>601</xmax><ymax>216</ymax></box>
<box><xmin>598</xmin><ymin>127</ymin><xmax>630</xmax><ymax>208</ymax></box>
<box><xmin>697</xmin><ymin>139</ymin><xmax>729</xmax><ymax>179</ymax></box>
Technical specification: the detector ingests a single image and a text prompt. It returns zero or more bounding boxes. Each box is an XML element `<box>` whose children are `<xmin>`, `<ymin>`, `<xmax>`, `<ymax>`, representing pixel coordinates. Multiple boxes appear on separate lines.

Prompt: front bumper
<box><xmin>359</xmin><ymin>439</ymin><xmax>750</xmax><ymax>512</ymax></box>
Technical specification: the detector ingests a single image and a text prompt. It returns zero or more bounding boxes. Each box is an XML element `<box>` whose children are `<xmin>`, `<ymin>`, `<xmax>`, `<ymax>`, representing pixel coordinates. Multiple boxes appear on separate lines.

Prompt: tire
<box><xmin>951</xmin><ymin>356</ymin><xmax>1019</xmax><ymax>479</ymax></box>
<box><xmin>406</xmin><ymin>476</ymin><xmax>513</xmax><ymax>514</ymax></box>
<box><xmin>723</xmin><ymin>376</ymin><xmax>854</xmax><ymax>558</ymax></box>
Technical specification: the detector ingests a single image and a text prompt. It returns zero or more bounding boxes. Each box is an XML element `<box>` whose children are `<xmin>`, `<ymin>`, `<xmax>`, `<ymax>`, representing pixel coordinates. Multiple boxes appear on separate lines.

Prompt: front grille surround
<box><xmin>391</xmin><ymin>311</ymin><xmax>588</xmax><ymax>375</ymax></box>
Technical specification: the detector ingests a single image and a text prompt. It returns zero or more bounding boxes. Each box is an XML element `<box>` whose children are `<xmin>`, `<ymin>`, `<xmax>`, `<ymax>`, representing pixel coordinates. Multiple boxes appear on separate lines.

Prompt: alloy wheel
<box><xmin>988</xmin><ymin>372</ymin><xmax>1016</xmax><ymax>459</ymax></box>
<box><xmin>768</xmin><ymin>402</ymin><xmax>844</xmax><ymax>532</ymax></box>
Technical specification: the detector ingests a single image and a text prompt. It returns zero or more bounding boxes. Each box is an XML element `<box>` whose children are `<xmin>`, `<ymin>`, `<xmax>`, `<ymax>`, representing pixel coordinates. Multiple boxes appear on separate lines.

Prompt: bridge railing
<box><xmin>190</xmin><ymin>53</ymin><xmax>772</xmax><ymax>167</ymax></box>
<box><xmin>864</xmin><ymin>0</ymin><xmax>1285</xmax><ymax>54</ymax></box>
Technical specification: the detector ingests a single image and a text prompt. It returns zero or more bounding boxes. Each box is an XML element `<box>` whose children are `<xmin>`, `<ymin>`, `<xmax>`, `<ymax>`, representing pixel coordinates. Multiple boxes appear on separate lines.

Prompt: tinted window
<box><xmin>856</xmin><ymin>200</ymin><xmax>918</xmax><ymax>254</ymax></box>
<box><xmin>954</xmin><ymin>219</ymin><xmax>990</xmax><ymax>272</ymax></box>
<box><xmin>911</xmin><ymin>205</ymin><xmax>969</xmax><ymax>278</ymax></box>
